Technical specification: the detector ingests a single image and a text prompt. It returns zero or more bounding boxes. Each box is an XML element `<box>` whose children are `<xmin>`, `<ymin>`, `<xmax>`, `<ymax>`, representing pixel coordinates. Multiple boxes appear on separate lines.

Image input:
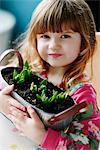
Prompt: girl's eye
<box><xmin>60</xmin><ymin>35</ymin><xmax>71</xmax><ymax>39</ymax></box>
<box><xmin>40</xmin><ymin>35</ymin><xmax>50</xmax><ymax>39</ymax></box>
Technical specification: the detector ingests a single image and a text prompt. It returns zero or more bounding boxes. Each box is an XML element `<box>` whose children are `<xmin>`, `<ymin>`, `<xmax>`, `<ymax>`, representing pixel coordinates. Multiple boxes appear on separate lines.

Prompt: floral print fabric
<box><xmin>40</xmin><ymin>78</ymin><xmax>100</xmax><ymax>150</ymax></box>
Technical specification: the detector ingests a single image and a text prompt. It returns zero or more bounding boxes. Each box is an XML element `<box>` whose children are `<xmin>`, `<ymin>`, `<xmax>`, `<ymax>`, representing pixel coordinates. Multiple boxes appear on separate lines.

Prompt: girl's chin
<box><xmin>45</xmin><ymin>59</ymin><xmax>69</xmax><ymax>67</ymax></box>
<box><xmin>48</xmin><ymin>63</ymin><xmax>67</xmax><ymax>68</ymax></box>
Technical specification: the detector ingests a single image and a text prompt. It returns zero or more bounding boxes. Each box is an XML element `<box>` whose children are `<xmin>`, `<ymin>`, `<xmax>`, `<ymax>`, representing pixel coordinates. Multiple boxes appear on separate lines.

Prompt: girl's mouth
<box><xmin>48</xmin><ymin>53</ymin><xmax>62</xmax><ymax>58</ymax></box>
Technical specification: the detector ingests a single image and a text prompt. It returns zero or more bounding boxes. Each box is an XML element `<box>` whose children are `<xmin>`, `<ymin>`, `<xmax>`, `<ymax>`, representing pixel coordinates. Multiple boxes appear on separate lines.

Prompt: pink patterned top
<box><xmin>38</xmin><ymin>73</ymin><xmax>100</xmax><ymax>150</ymax></box>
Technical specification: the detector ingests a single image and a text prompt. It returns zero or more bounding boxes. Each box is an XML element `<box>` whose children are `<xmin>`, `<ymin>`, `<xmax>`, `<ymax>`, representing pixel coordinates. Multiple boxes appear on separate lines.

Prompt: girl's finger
<box><xmin>1</xmin><ymin>84</ymin><xmax>14</xmax><ymax>94</ymax></box>
<box><xmin>27</xmin><ymin>106</ymin><xmax>40</xmax><ymax>120</ymax></box>
<box><xmin>10</xmin><ymin>99</ymin><xmax>26</xmax><ymax>111</ymax></box>
<box><xmin>10</xmin><ymin>107</ymin><xmax>28</xmax><ymax>117</ymax></box>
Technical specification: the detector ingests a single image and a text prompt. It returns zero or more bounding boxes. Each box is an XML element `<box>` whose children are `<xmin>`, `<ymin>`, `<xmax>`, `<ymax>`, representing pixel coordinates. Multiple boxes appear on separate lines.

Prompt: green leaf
<box><xmin>13</xmin><ymin>69</ymin><xmax>18</xmax><ymax>79</ymax></box>
<box><xmin>40</xmin><ymin>79</ymin><xmax>47</xmax><ymax>86</ymax></box>
<box><xmin>41</xmin><ymin>89</ymin><xmax>46</xmax><ymax>96</ymax></box>
<box><xmin>36</xmin><ymin>94</ymin><xmax>42</xmax><ymax>101</ymax></box>
<box><xmin>30</xmin><ymin>82</ymin><xmax>38</xmax><ymax>93</ymax></box>
<box><xmin>24</xmin><ymin>60</ymin><xmax>29</xmax><ymax>69</ymax></box>
<box><xmin>13</xmin><ymin>61</ymin><xmax>32</xmax><ymax>85</ymax></box>
<box><xmin>49</xmin><ymin>90</ymin><xmax>58</xmax><ymax>103</ymax></box>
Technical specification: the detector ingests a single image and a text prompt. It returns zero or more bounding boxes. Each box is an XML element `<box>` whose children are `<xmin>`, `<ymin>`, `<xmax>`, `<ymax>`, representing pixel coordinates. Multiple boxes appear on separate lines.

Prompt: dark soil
<box><xmin>1</xmin><ymin>67</ymin><xmax>75</xmax><ymax>113</ymax></box>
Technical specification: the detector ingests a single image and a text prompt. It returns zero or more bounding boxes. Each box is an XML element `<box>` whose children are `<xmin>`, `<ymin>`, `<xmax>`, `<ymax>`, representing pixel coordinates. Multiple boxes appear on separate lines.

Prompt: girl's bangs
<box><xmin>33</xmin><ymin>5</ymin><xmax>79</xmax><ymax>34</ymax></box>
<box><xmin>34</xmin><ymin>18</ymin><xmax>79</xmax><ymax>34</ymax></box>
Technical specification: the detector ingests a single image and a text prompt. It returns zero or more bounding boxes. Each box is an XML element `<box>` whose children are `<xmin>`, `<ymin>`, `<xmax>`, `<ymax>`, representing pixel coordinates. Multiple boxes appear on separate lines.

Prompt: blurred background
<box><xmin>0</xmin><ymin>0</ymin><xmax>41</xmax><ymax>53</ymax></box>
<box><xmin>0</xmin><ymin>0</ymin><xmax>100</xmax><ymax>52</ymax></box>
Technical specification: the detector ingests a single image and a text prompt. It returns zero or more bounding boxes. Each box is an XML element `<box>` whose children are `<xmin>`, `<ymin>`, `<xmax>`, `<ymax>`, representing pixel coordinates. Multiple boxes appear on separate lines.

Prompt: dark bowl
<box><xmin>0</xmin><ymin>67</ymin><xmax>87</xmax><ymax>130</ymax></box>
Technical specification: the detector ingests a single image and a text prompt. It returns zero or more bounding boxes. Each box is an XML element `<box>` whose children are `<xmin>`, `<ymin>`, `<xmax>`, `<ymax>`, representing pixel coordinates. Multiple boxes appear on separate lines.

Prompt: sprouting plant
<box><xmin>30</xmin><ymin>78</ymin><xmax>68</xmax><ymax>108</ymax></box>
<box><xmin>13</xmin><ymin>61</ymin><xmax>32</xmax><ymax>85</ymax></box>
<box><xmin>30</xmin><ymin>82</ymin><xmax>38</xmax><ymax>93</ymax></box>
<box><xmin>12</xmin><ymin>61</ymin><xmax>72</xmax><ymax>111</ymax></box>
<box><xmin>39</xmin><ymin>79</ymin><xmax>47</xmax><ymax>90</ymax></box>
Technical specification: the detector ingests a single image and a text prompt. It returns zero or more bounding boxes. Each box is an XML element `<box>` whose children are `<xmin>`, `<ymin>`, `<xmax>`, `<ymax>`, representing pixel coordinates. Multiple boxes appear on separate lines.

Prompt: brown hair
<box><xmin>18</xmin><ymin>0</ymin><xmax>96</xmax><ymax>88</ymax></box>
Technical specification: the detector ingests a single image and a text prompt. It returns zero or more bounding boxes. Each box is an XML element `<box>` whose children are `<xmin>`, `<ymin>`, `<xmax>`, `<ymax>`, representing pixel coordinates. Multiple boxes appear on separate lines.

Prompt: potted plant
<box><xmin>0</xmin><ymin>50</ymin><xmax>88</xmax><ymax>130</ymax></box>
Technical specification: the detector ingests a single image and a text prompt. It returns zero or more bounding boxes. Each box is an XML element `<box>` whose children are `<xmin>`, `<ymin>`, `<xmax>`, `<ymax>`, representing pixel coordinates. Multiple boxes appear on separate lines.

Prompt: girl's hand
<box><xmin>8</xmin><ymin>106</ymin><xmax>46</xmax><ymax>145</ymax></box>
<box><xmin>0</xmin><ymin>85</ymin><xmax>27</xmax><ymax>117</ymax></box>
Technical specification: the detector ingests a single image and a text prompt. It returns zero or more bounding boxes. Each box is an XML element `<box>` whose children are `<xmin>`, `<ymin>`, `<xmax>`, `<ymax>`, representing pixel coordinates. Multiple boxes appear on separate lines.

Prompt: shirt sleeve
<box><xmin>40</xmin><ymin>84</ymin><xmax>100</xmax><ymax>150</ymax></box>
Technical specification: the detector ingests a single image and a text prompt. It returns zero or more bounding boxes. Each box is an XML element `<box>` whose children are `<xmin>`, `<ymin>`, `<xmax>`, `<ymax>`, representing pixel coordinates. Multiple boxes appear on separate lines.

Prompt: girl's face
<box><xmin>37</xmin><ymin>29</ymin><xmax>81</xmax><ymax>68</ymax></box>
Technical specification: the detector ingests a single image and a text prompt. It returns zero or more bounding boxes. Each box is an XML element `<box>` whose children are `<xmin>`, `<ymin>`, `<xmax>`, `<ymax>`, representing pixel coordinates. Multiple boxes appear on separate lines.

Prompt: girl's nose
<box><xmin>48</xmin><ymin>38</ymin><xmax>61</xmax><ymax>50</ymax></box>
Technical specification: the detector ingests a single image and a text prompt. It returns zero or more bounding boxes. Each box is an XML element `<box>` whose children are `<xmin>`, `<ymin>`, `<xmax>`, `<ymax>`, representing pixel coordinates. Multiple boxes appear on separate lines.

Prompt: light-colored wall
<box><xmin>86</xmin><ymin>32</ymin><xmax>100</xmax><ymax>109</ymax></box>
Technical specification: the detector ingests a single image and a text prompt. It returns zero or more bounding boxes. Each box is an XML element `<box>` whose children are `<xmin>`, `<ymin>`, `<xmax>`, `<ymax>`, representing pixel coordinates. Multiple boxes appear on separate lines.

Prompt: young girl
<box><xmin>0</xmin><ymin>0</ymin><xmax>100</xmax><ymax>149</ymax></box>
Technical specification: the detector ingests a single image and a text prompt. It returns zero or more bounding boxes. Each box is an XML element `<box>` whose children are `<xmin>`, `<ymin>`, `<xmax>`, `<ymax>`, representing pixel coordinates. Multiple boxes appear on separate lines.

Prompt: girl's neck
<box><xmin>47</xmin><ymin>67</ymin><xmax>66</xmax><ymax>86</ymax></box>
